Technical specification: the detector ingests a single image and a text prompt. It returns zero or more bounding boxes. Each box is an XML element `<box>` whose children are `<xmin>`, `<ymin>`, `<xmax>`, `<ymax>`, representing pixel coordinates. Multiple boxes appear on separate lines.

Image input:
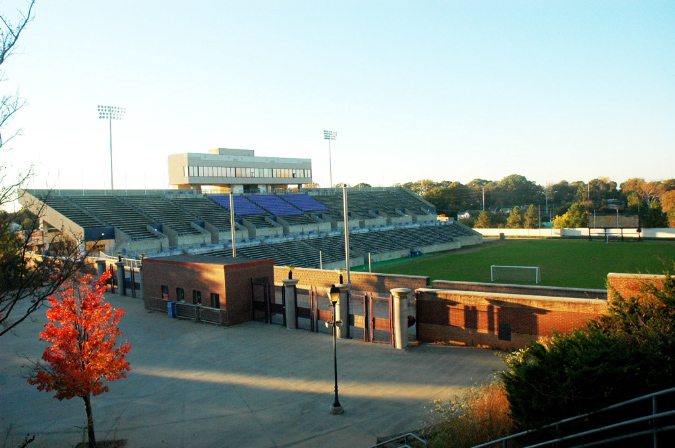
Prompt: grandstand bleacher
<box><xmin>125</xmin><ymin>195</ymin><xmax>201</xmax><ymax>236</ymax></box>
<box><xmin>67</xmin><ymin>195</ymin><xmax>158</xmax><ymax>240</ymax></box>
<box><xmin>245</xmin><ymin>194</ymin><xmax>303</xmax><ymax>216</ymax></box>
<box><xmin>169</xmin><ymin>196</ymin><xmax>234</xmax><ymax>232</ymax></box>
<box><xmin>21</xmin><ymin>187</ymin><xmax>481</xmax><ymax>267</ymax></box>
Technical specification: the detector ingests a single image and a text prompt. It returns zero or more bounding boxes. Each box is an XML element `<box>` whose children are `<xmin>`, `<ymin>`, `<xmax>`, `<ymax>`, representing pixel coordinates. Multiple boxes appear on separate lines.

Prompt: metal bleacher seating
<box><xmin>278</xmin><ymin>194</ymin><xmax>328</xmax><ymax>212</ymax></box>
<box><xmin>209</xmin><ymin>195</ymin><xmax>278</xmax><ymax>229</ymax></box>
<box><xmin>245</xmin><ymin>194</ymin><xmax>302</xmax><ymax>216</ymax></box>
<box><xmin>40</xmin><ymin>194</ymin><xmax>105</xmax><ymax>230</ymax></box>
<box><xmin>169</xmin><ymin>196</ymin><xmax>233</xmax><ymax>232</ymax></box>
<box><xmin>210</xmin><ymin>195</ymin><xmax>265</xmax><ymax>215</ymax></box>
<box><xmin>67</xmin><ymin>196</ymin><xmax>158</xmax><ymax>240</ymax></box>
<box><xmin>124</xmin><ymin>196</ymin><xmax>201</xmax><ymax>236</ymax></box>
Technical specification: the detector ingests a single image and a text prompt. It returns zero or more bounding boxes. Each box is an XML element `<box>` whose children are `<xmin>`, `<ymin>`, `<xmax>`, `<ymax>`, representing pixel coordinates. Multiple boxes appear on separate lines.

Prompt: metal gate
<box><xmin>352</xmin><ymin>292</ymin><xmax>394</xmax><ymax>345</ymax></box>
<box><xmin>251</xmin><ymin>277</ymin><xmax>284</xmax><ymax>324</ymax></box>
<box><xmin>291</xmin><ymin>287</ymin><xmax>394</xmax><ymax>345</ymax></box>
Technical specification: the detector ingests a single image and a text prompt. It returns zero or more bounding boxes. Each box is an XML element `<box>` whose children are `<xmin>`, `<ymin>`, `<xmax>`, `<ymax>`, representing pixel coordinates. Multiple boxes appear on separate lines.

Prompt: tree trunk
<box><xmin>83</xmin><ymin>394</ymin><xmax>96</xmax><ymax>448</ymax></box>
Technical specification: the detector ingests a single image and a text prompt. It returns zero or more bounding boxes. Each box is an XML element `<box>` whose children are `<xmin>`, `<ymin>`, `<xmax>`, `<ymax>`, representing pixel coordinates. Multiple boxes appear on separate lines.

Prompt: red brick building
<box><xmin>143</xmin><ymin>255</ymin><xmax>274</xmax><ymax>326</ymax></box>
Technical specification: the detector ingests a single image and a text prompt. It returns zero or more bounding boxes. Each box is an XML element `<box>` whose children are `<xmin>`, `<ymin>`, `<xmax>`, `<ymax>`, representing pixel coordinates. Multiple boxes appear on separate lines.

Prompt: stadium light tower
<box><xmin>98</xmin><ymin>105</ymin><xmax>126</xmax><ymax>191</ymax></box>
<box><xmin>323</xmin><ymin>130</ymin><xmax>337</xmax><ymax>188</ymax></box>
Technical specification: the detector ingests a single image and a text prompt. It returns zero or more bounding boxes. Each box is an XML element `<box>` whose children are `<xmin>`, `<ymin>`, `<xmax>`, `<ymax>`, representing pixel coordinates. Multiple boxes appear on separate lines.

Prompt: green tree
<box><xmin>661</xmin><ymin>191</ymin><xmax>675</xmax><ymax>228</ymax></box>
<box><xmin>474</xmin><ymin>211</ymin><xmax>506</xmax><ymax>228</ymax></box>
<box><xmin>552</xmin><ymin>203</ymin><xmax>588</xmax><ymax>228</ymax></box>
<box><xmin>424</xmin><ymin>182</ymin><xmax>474</xmax><ymax>217</ymax></box>
<box><xmin>491</xmin><ymin>175</ymin><xmax>543</xmax><ymax>207</ymax></box>
<box><xmin>506</xmin><ymin>206</ymin><xmax>525</xmax><ymax>229</ymax></box>
<box><xmin>502</xmin><ymin>271</ymin><xmax>675</xmax><ymax>431</ymax></box>
<box><xmin>549</xmin><ymin>180</ymin><xmax>577</xmax><ymax>206</ymax></box>
<box><xmin>525</xmin><ymin>204</ymin><xmax>538</xmax><ymax>229</ymax></box>
<box><xmin>403</xmin><ymin>179</ymin><xmax>438</xmax><ymax>196</ymax></box>
<box><xmin>643</xmin><ymin>199</ymin><xmax>668</xmax><ymax>228</ymax></box>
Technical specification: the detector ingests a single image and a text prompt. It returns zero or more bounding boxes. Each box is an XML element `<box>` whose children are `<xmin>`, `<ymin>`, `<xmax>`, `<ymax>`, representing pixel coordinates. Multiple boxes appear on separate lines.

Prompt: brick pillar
<box><xmin>336</xmin><ymin>283</ymin><xmax>350</xmax><ymax>339</ymax></box>
<box><xmin>283</xmin><ymin>278</ymin><xmax>299</xmax><ymax>329</ymax></box>
<box><xmin>391</xmin><ymin>288</ymin><xmax>411</xmax><ymax>349</ymax></box>
<box><xmin>115</xmin><ymin>262</ymin><xmax>126</xmax><ymax>296</ymax></box>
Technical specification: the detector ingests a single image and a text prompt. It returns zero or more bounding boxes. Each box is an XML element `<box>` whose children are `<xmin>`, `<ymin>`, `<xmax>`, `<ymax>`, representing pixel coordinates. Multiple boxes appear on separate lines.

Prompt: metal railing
<box><xmin>175</xmin><ymin>302</ymin><xmax>227</xmax><ymax>325</ymax></box>
<box><xmin>100</xmin><ymin>252</ymin><xmax>142</xmax><ymax>269</ymax></box>
<box><xmin>369</xmin><ymin>432</ymin><xmax>428</xmax><ymax>448</ymax></box>
<box><xmin>472</xmin><ymin>387</ymin><xmax>675</xmax><ymax>448</ymax></box>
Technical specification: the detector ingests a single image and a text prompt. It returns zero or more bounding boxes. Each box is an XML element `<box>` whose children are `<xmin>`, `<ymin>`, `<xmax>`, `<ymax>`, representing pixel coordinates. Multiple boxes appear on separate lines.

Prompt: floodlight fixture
<box><xmin>323</xmin><ymin>130</ymin><xmax>337</xmax><ymax>187</ymax></box>
<box><xmin>98</xmin><ymin>105</ymin><xmax>126</xmax><ymax>191</ymax></box>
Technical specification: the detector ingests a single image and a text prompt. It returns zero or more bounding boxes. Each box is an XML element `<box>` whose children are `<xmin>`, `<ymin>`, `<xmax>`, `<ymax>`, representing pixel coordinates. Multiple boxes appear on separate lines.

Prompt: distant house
<box><xmin>458</xmin><ymin>210</ymin><xmax>482</xmax><ymax>220</ymax></box>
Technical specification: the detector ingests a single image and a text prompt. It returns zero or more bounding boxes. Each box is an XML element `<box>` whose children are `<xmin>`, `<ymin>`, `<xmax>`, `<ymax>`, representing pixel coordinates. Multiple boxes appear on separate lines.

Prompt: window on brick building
<box><xmin>176</xmin><ymin>287</ymin><xmax>185</xmax><ymax>301</ymax></box>
<box><xmin>498</xmin><ymin>323</ymin><xmax>512</xmax><ymax>341</ymax></box>
<box><xmin>211</xmin><ymin>293</ymin><xmax>220</xmax><ymax>308</ymax></box>
<box><xmin>193</xmin><ymin>290</ymin><xmax>202</xmax><ymax>304</ymax></box>
<box><xmin>161</xmin><ymin>285</ymin><xmax>169</xmax><ymax>299</ymax></box>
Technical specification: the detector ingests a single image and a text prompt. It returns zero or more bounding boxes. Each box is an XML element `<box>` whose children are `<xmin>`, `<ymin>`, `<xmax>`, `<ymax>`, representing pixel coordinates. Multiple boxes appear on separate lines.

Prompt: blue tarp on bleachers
<box><xmin>246</xmin><ymin>195</ymin><xmax>302</xmax><ymax>216</ymax></box>
<box><xmin>278</xmin><ymin>194</ymin><xmax>329</xmax><ymax>212</ymax></box>
<box><xmin>210</xmin><ymin>195</ymin><xmax>265</xmax><ymax>215</ymax></box>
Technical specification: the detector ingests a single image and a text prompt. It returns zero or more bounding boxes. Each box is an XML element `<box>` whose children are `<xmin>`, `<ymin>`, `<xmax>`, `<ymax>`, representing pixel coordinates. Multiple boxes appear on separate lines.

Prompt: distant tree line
<box><xmin>391</xmin><ymin>175</ymin><xmax>675</xmax><ymax>228</ymax></box>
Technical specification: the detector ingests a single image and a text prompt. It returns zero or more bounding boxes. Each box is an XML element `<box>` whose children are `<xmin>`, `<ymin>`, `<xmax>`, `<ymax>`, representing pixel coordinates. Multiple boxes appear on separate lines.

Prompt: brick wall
<box><xmin>142</xmin><ymin>257</ymin><xmax>273</xmax><ymax>326</ymax></box>
<box><xmin>607</xmin><ymin>273</ymin><xmax>666</xmax><ymax>301</ymax></box>
<box><xmin>274</xmin><ymin>266</ymin><xmax>429</xmax><ymax>294</ymax></box>
<box><xmin>143</xmin><ymin>258</ymin><xmax>224</xmax><ymax>304</ymax></box>
<box><xmin>431</xmin><ymin>280</ymin><xmax>607</xmax><ymax>300</ymax></box>
<box><xmin>225</xmin><ymin>263</ymin><xmax>274</xmax><ymax>325</ymax></box>
<box><xmin>416</xmin><ymin>288</ymin><xmax>608</xmax><ymax>350</ymax></box>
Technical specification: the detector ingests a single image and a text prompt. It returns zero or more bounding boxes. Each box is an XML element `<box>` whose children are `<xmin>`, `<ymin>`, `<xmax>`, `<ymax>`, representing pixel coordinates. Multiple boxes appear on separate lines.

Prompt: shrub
<box><xmin>424</xmin><ymin>379</ymin><xmax>512</xmax><ymax>448</ymax></box>
<box><xmin>502</xmin><ymin>270</ymin><xmax>675</xmax><ymax>431</ymax></box>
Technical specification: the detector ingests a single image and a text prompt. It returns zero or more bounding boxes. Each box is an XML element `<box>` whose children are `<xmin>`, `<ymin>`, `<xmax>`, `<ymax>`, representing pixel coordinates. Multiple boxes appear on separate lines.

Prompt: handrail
<box><xmin>369</xmin><ymin>432</ymin><xmax>428</xmax><ymax>448</ymax></box>
<box><xmin>527</xmin><ymin>411</ymin><xmax>675</xmax><ymax>448</ymax></box>
<box><xmin>99</xmin><ymin>253</ymin><xmax>142</xmax><ymax>269</ymax></box>
<box><xmin>471</xmin><ymin>386</ymin><xmax>675</xmax><ymax>448</ymax></box>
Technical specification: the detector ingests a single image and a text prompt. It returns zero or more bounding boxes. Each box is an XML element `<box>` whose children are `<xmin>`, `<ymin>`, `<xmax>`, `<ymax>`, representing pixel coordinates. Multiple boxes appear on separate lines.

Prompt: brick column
<box><xmin>391</xmin><ymin>288</ymin><xmax>411</xmax><ymax>349</ymax></box>
<box><xmin>336</xmin><ymin>283</ymin><xmax>350</xmax><ymax>339</ymax></box>
<box><xmin>283</xmin><ymin>278</ymin><xmax>299</xmax><ymax>329</ymax></box>
<box><xmin>115</xmin><ymin>262</ymin><xmax>126</xmax><ymax>296</ymax></box>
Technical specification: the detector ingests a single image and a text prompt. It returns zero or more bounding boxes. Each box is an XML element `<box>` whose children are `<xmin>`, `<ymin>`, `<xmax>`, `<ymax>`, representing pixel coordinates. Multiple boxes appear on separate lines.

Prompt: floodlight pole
<box><xmin>324</xmin><ymin>130</ymin><xmax>337</xmax><ymax>188</ymax></box>
<box><xmin>98</xmin><ymin>105</ymin><xmax>125</xmax><ymax>192</ymax></box>
<box><xmin>343</xmin><ymin>185</ymin><xmax>351</xmax><ymax>284</ymax></box>
<box><xmin>230</xmin><ymin>193</ymin><xmax>237</xmax><ymax>257</ymax></box>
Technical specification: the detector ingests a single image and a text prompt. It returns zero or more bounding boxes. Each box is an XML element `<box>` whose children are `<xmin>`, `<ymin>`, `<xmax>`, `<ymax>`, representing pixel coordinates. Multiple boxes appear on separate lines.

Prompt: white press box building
<box><xmin>168</xmin><ymin>148</ymin><xmax>313</xmax><ymax>194</ymax></box>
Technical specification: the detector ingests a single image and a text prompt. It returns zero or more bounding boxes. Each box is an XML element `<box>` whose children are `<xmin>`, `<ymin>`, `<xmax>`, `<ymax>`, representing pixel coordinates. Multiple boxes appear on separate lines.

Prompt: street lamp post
<box><xmin>98</xmin><ymin>105</ymin><xmax>125</xmax><ymax>191</ymax></box>
<box><xmin>327</xmin><ymin>285</ymin><xmax>344</xmax><ymax>415</ymax></box>
<box><xmin>323</xmin><ymin>130</ymin><xmax>337</xmax><ymax>188</ymax></box>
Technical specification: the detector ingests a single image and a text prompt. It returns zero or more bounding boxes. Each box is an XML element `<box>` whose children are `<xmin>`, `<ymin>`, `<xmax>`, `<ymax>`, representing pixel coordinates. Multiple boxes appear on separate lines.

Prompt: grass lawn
<box><xmin>361</xmin><ymin>239</ymin><xmax>675</xmax><ymax>289</ymax></box>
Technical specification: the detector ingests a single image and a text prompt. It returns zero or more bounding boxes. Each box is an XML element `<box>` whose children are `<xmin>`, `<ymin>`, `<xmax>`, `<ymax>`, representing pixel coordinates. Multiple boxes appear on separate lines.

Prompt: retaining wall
<box><xmin>273</xmin><ymin>266</ymin><xmax>429</xmax><ymax>294</ymax></box>
<box><xmin>431</xmin><ymin>280</ymin><xmax>607</xmax><ymax>300</ymax></box>
<box><xmin>416</xmin><ymin>288</ymin><xmax>608</xmax><ymax>350</ymax></box>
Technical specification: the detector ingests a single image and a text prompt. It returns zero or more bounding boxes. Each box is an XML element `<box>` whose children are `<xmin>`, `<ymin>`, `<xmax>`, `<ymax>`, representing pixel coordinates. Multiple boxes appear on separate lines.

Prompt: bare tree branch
<box><xmin>0</xmin><ymin>0</ymin><xmax>35</xmax><ymax>66</ymax></box>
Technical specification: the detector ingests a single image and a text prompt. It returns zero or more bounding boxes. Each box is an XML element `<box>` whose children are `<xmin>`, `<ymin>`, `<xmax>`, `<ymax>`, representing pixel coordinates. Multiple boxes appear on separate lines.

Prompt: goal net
<box><xmin>491</xmin><ymin>265</ymin><xmax>541</xmax><ymax>284</ymax></box>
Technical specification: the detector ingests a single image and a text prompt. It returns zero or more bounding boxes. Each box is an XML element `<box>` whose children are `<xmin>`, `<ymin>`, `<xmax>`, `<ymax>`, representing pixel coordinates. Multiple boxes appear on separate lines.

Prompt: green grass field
<box><xmin>358</xmin><ymin>239</ymin><xmax>675</xmax><ymax>289</ymax></box>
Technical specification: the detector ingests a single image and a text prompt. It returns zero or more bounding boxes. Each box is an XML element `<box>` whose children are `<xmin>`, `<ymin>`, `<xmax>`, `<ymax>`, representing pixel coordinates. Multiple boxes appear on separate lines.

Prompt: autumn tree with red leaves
<box><xmin>28</xmin><ymin>271</ymin><xmax>130</xmax><ymax>448</ymax></box>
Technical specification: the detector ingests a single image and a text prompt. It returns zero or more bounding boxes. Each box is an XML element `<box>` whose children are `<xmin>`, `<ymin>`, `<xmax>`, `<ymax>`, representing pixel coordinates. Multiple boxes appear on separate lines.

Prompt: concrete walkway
<box><xmin>1</xmin><ymin>293</ymin><xmax>505</xmax><ymax>448</ymax></box>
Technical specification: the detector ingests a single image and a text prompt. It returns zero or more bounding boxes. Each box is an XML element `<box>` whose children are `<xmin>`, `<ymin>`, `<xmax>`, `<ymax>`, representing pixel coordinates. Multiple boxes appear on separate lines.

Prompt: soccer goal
<box><xmin>491</xmin><ymin>265</ymin><xmax>541</xmax><ymax>284</ymax></box>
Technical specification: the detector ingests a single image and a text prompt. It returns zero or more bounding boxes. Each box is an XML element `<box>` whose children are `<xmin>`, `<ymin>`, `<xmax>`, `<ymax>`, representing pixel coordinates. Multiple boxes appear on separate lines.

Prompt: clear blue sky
<box><xmin>3</xmin><ymin>0</ymin><xmax>674</xmax><ymax>191</ymax></box>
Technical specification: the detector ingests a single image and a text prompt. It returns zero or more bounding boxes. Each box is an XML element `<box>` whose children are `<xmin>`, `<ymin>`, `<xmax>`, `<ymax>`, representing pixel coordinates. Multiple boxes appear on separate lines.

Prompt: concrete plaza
<box><xmin>1</xmin><ymin>293</ymin><xmax>505</xmax><ymax>448</ymax></box>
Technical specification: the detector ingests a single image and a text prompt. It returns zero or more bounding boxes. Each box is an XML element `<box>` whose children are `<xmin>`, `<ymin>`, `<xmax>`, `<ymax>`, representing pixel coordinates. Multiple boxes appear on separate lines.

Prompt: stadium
<box><xmin>19</xmin><ymin>147</ymin><xmax>482</xmax><ymax>268</ymax></box>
